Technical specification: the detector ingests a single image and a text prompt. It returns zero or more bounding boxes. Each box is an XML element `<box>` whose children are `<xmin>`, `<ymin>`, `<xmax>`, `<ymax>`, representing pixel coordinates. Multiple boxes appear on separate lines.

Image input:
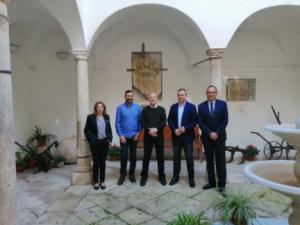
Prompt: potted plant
<box><xmin>245</xmin><ymin>145</ymin><xmax>259</xmax><ymax>161</ymax></box>
<box><xmin>214</xmin><ymin>190</ymin><xmax>256</xmax><ymax>225</ymax></box>
<box><xmin>27</xmin><ymin>125</ymin><xmax>56</xmax><ymax>147</ymax></box>
<box><xmin>168</xmin><ymin>212</ymin><xmax>212</xmax><ymax>225</ymax></box>
<box><xmin>14</xmin><ymin>141</ymin><xmax>56</xmax><ymax>174</ymax></box>
<box><xmin>24</xmin><ymin>154</ymin><xmax>37</xmax><ymax>169</ymax></box>
<box><xmin>108</xmin><ymin>145</ymin><xmax>121</xmax><ymax>161</ymax></box>
<box><xmin>15</xmin><ymin>151</ymin><xmax>26</xmax><ymax>172</ymax></box>
<box><xmin>53</xmin><ymin>155</ymin><xmax>66</xmax><ymax>168</ymax></box>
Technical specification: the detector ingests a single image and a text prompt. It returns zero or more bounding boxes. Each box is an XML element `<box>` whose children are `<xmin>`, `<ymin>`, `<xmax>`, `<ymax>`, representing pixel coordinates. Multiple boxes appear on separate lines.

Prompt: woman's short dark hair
<box><xmin>93</xmin><ymin>101</ymin><xmax>107</xmax><ymax>115</ymax></box>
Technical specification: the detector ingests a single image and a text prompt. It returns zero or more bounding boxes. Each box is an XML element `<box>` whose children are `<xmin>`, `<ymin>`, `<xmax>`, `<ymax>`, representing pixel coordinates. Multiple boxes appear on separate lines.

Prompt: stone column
<box><xmin>206</xmin><ymin>48</ymin><xmax>225</xmax><ymax>97</ymax></box>
<box><xmin>71</xmin><ymin>49</ymin><xmax>92</xmax><ymax>185</ymax></box>
<box><xmin>0</xmin><ymin>1</ymin><xmax>17</xmax><ymax>225</ymax></box>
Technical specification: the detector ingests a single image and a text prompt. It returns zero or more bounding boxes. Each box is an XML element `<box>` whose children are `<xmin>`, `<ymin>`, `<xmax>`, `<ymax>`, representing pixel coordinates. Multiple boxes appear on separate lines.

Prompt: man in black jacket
<box><xmin>168</xmin><ymin>88</ymin><xmax>197</xmax><ymax>188</ymax></box>
<box><xmin>198</xmin><ymin>85</ymin><xmax>228</xmax><ymax>193</ymax></box>
<box><xmin>140</xmin><ymin>93</ymin><xmax>167</xmax><ymax>186</ymax></box>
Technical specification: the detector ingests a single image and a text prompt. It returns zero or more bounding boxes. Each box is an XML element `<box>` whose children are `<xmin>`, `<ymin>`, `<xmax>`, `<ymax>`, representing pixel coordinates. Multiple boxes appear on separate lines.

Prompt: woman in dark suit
<box><xmin>84</xmin><ymin>101</ymin><xmax>113</xmax><ymax>190</ymax></box>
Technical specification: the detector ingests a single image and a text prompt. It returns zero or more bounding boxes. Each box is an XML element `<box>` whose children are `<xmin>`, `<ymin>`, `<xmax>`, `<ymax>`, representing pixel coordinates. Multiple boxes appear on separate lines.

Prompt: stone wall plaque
<box><xmin>131</xmin><ymin>52</ymin><xmax>162</xmax><ymax>101</ymax></box>
<box><xmin>226</xmin><ymin>78</ymin><xmax>256</xmax><ymax>101</ymax></box>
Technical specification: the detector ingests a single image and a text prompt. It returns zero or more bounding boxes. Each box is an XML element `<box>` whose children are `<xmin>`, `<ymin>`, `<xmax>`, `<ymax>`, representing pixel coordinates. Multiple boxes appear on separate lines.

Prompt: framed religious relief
<box><xmin>226</xmin><ymin>78</ymin><xmax>256</xmax><ymax>101</ymax></box>
<box><xmin>131</xmin><ymin>52</ymin><xmax>162</xmax><ymax>102</ymax></box>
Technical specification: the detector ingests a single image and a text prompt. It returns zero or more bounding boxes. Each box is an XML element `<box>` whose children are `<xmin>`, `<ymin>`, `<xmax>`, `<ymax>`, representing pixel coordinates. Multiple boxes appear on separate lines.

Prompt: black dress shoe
<box><xmin>100</xmin><ymin>182</ymin><xmax>106</xmax><ymax>190</ymax></box>
<box><xmin>117</xmin><ymin>176</ymin><xmax>125</xmax><ymax>185</ymax></box>
<box><xmin>159</xmin><ymin>177</ymin><xmax>167</xmax><ymax>186</ymax></box>
<box><xmin>169</xmin><ymin>177</ymin><xmax>179</xmax><ymax>185</ymax></box>
<box><xmin>129</xmin><ymin>174</ymin><xmax>136</xmax><ymax>183</ymax></box>
<box><xmin>219</xmin><ymin>187</ymin><xmax>226</xmax><ymax>194</ymax></box>
<box><xmin>93</xmin><ymin>183</ymin><xmax>99</xmax><ymax>190</ymax></box>
<box><xmin>189</xmin><ymin>179</ymin><xmax>196</xmax><ymax>188</ymax></box>
<box><xmin>202</xmin><ymin>183</ymin><xmax>216</xmax><ymax>190</ymax></box>
<box><xmin>140</xmin><ymin>177</ymin><xmax>147</xmax><ymax>186</ymax></box>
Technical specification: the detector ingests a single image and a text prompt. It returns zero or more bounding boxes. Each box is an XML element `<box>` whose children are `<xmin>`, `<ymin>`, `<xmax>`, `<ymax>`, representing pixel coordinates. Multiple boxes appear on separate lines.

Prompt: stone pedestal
<box><xmin>289</xmin><ymin>199</ymin><xmax>300</xmax><ymax>225</ymax></box>
<box><xmin>71</xmin><ymin>49</ymin><xmax>92</xmax><ymax>185</ymax></box>
<box><xmin>206</xmin><ymin>48</ymin><xmax>224</xmax><ymax>97</ymax></box>
<box><xmin>0</xmin><ymin>1</ymin><xmax>17</xmax><ymax>225</ymax></box>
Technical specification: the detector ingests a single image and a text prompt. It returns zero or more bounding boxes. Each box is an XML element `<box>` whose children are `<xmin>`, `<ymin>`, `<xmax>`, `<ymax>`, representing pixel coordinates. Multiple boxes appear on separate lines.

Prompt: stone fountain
<box><xmin>244</xmin><ymin>118</ymin><xmax>300</xmax><ymax>225</ymax></box>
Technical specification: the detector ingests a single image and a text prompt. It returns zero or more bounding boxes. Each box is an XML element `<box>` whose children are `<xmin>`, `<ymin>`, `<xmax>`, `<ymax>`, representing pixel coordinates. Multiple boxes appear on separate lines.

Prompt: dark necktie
<box><xmin>210</xmin><ymin>102</ymin><xmax>214</xmax><ymax>116</ymax></box>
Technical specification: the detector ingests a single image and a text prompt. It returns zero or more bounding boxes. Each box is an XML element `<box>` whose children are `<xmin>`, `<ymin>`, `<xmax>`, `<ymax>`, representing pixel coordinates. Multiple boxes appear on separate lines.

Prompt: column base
<box><xmin>289</xmin><ymin>200</ymin><xmax>300</xmax><ymax>225</ymax></box>
<box><xmin>72</xmin><ymin>171</ymin><xmax>92</xmax><ymax>185</ymax></box>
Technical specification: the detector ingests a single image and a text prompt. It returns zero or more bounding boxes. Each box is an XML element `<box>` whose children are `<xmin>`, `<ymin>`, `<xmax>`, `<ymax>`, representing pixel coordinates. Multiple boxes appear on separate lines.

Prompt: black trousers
<box><xmin>90</xmin><ymin>139</ymin><xmax>109</xmax><ymax>183</ymax></box>
<box><xmin>172</xmin><ymin>137</ymin><xmax>194</xmax><ymax>179</ymax></box>
<box><xmin>202</xmin><ymin>136</ymin><xmax>227</xmax><ymax>188</ymax></box>
<box><xmin>141</xmin><ymin>134</ymin><xmax>165</xmax><ymax>179</ymax></box>
<box><xmin>120</xmin><ymin>138</ymin><xmax>137</xmax><ymax>176</ymax></box>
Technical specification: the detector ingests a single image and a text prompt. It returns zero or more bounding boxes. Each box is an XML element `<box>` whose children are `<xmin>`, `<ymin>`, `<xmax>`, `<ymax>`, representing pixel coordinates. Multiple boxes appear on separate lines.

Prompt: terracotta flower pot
<box><xmin>109</xmin><ymin>155</ymin><xmax>119</xmax><ymax>161</ymax></box>
<box><xmin>16</xmin><ymin>164</ymin><xmax>24</xmax><ymax>173</ymax></box>
<box><xmin>28</xmin><ymin>158</ymin><xmax>37</xmax><ymax>168</ymax></box>
<box><xmin>246</xmin><ymin>155</ymin><xmax>256</xmax><ymax>161</ymax></box>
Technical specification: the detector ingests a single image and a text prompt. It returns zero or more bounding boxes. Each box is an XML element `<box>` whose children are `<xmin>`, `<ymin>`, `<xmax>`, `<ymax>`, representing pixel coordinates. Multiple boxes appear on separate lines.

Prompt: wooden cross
<box><xmin>126</xmin><ymin>43</ymin><xmax>168</xmax><ymax>72</ymax></box>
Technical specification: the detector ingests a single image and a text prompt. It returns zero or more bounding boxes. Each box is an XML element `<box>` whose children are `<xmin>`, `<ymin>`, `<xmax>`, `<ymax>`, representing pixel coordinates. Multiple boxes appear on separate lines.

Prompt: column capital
<box><xmin>71</xmin><ymin>49</ymin><xmax>89</xmax><ymax>61</ymax></box>
<box><xmin>0</xmin><ymin>0</ymin><xmax>10</xmax><ymax>4</ymax></box>
<box><xmin>206</xmin><ymin>48</ymin><xmax>225</xmax><ymax>59</ymax></box>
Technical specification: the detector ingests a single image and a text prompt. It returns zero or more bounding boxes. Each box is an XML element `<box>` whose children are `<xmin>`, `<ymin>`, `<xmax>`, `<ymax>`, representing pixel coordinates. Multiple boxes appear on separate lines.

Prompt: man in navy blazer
<box><xmin>198</xmin><ymin>85</ymin><xmax>228</xmax><ymax>193</ymax></box>
<box><xmin>168</xmin><ymin>88</ymin><xmax>197</xmax><ymax>188</ymax></box>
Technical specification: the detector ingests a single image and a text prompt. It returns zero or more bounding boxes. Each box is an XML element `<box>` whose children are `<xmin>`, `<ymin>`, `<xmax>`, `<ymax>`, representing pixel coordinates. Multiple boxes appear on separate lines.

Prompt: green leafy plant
<box><xmin>108</xmin><ymin>145</ymin><xmax>121</xmax><ymax>160</ymax></box>
<box><xmin>245</xmin><ymin>145</ymin><xmax>259</xmax><ymax>157</ymax></box>
<box><xmin>15</xmin><ymin>151</ymin><xmax>27</xmax><ymax>167</ymax></box>
<box><xmin>214</xmin><ymin>190</ymin><xmax>256</xmax><ymax>225</ymax></box>
<box><xmin>168</xmin><ymin>212</ymin><xmax>212</xmax><ymax>225</ymax></box>
<box><xmin>27</xmin><ymin>125</ymin><xmax>56</xmax><ymax>147</ymax></box>
<box><xmin>53</xmin><ymin>154</ymin><xmax>66</xmax><ymax>167</ymax></box>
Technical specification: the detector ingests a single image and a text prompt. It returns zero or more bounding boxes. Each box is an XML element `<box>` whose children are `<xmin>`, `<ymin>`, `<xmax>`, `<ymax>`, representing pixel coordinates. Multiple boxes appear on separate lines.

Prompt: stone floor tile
<box><xmin>73</xmin><ymin>196</ymin><xmax>97</xmax><ymax>212</ymax></box>
<box><xmin>64</xmin><ymin>215</ymin><xmax>86</xmax><ymax>225</ymax></box>
<box><xmin>75</xmin><ymin>206</ymin><xmax>110</xmax><ymax>224</ymax></box>
<box><xmin>47</xmin><ymin>197</ymin><xmax>81</xmax><ymax>212</ymax></box>
<box><xmin>139</xmin><ymin>191</ymin><xmax>188</xmax><ymax>216</ymax></box>
<box><xmin>93</xmin><ymin>216</ymin><xmax>128</xmax><ymax>225</ymax></box>
<box><xmin>37</xmin><ymin>211</ymin><xmax>72</xmax><ymax>225</ymax></box>
<box><xmin>140</xmin><ymin>218</ymin><xmax>166</xmax><ymax>225</ymax></box>
<box><xmin>118</xmin><ymin>207</ymin><xmax>153</xmax><ymax>224</ymax></box>
<box><xmin>65</xmin><ymin>185</ymin><xmax>91</xmax><ymax>196</ymax></box>
<box><xmin>31</xmin><ymin>202</ymin><xmax>53</xmax><ymax>218</ymax></box>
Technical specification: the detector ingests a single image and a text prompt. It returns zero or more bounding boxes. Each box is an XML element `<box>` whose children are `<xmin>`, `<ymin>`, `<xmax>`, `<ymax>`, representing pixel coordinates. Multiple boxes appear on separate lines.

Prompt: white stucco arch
<box><xmin>29</xmin><ymin>0</ymin><xmax>300</xmax><ymax>50</ymax></box>
<box><xmin>36</xmin><ymin>0</ymin><xmax>86</xmax><ymax>49</ymax></box>
<box><xmin>225</xmin><ymin>2</ymin><xmax>300</xmax><ymax>48</ymax></box>
<box><xmin>85</xmin><ymin>3</ymin><xmax>209</xmax><ymax>51</ymax></box>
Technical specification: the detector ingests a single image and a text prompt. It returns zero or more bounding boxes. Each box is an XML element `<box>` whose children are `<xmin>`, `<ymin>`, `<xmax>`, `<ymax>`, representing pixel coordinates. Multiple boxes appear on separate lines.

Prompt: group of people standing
<box><xmin>84</xmin><ymin>85</ymin><xmax>228</xmax><ymax>193</ymax></box>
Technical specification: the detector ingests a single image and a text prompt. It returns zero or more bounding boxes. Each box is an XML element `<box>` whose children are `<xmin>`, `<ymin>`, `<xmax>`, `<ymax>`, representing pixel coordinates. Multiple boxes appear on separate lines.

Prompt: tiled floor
<box><xmin>17</xmin><ymin>160</ymin><xmax>291</xmax><ymax>225</ymax></box>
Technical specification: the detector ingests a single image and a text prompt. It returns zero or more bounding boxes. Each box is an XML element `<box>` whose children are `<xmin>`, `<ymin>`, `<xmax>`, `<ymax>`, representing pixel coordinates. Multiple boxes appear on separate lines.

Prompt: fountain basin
<box><xmin>245</xmin><ymin>120</ymin><xmax>300</xmax><ymax>225</ymax></box>
<box><xmin>244</xmin><ymin>160</ymin><xmax>300</xmax><ymax>201</ymax></box>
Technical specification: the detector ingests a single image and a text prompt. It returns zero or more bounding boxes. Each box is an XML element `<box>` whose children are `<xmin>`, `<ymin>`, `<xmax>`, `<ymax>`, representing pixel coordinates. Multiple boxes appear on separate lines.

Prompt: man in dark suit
<box><xmin>198</xmin><ymin>85</ymin><xmax>228</xmax><ymax>193</ymax></box>
<box><xmin>168</xmin><ymin>88</ymin><xmax>197</xmax><ymax>188</ymax></box>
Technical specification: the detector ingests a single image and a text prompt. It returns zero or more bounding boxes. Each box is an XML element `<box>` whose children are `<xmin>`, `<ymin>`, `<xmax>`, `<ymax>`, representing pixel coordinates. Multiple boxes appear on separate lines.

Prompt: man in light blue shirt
<box><xmin>115</xmin><ymin>90</ymin><xmax>141</xmax><ymax>185</ymax></box>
